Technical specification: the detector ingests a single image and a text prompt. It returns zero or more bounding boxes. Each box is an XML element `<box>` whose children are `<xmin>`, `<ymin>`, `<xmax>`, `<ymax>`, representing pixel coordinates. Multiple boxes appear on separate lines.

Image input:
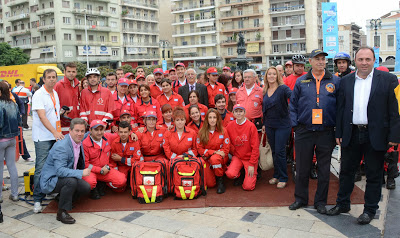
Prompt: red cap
<box><xmin>118</xmin><ymin>78</ymin><xmax>129</xmax><ymax>86</ymax></box>
<box><xmin>90</xmin><ymin>120</ymin><xmax>106</xmax><ymax>129</ymax></box>
<box><xmin>376</xmin><ymin>66</ymin><xmax>389</xmax><ymax>72</ymax></box>
<box><xmin>169</xmin><ymin>68</ymin><xmax>176</xmax><ymax>72</ymax></box>
<box><xmin>143</xmin><ymin>110</ymin><xmax>158</xmax><ymax>119</ymax></box>
<box><xmin>124</xmin><ymin>72</ymin><xmax>134</xmax><ymax>78</ymax></box>
<box><xmin>129</xmin><ymin>79</ymin><xmax>137</xmax><ymax>85</ymax></box>
<box><xmin>233</xmin><ymin>104</ymin><xmax>245</xmax><ymax>111</ymax></box>
<box><xmin>206</xmin><ymin>67</ymin><xmax>218</xmax><ymax>75</ymax></box>
<box><xmin>223</xmin><ymin>66</ymin><xmax>231</xmax><ymax>71</ymax></box>
<box><xmin>229</xmin><ymin>88</ymin><xmax>238</xmax><ymax>94</ymax></box>
<box><xmin>136</xmin><ymin>75</ymin><xmax>146</xmax><ymax>81</ymax></box>
<box><xmin>285</xmin><ymin>61</ymin><xmax>293</xmax><ymax>66</ymax></box>
<box><xmin>153</xmin><ymin>68</ymin><xmax>163</xmax><ymax>75</ymax></box>
<box><xmin>164</xmin><ymin>70</ymin><xmax>169</xmax><ymax>75</ymax></box>
<box><xmin>120</xmin><ymin>109</ymin><xmax>131</xmax><ymax>117</ymax></box>
<box><xmin>175</xmin><ymin>62</ymin><xmax>185</xmax><ymax>68</ymax></box>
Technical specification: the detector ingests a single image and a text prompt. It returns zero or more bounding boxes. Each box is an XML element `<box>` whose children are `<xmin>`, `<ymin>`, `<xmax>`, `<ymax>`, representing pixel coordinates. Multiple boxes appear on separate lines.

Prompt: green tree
<box><xmin>97</xmin><ymin>65</ymin><xmax>114</xmax><ymax>78</ymax></box>
<box><xmin>0</xmin><ymin>42</ymin><xmax>30</xmax><ymax>66</ymax></box>
<box><xmin>57</xmin><ymin>63</ymin><xmax>65</xmax><ymax>72</ymax></box>
<box><xmin>145</xmin><ymin>65</ymin><xmax>162</xmax><ymax>76</ymax></box>
<box><xmin>121</xmin><ymin>64</ymin><xmax>133</xmax><ymax>74</ymax></box>
<box><xmin>73</xmin><ymin>61</ymin><xmax>87</xmax><ymax>80</ymax></box>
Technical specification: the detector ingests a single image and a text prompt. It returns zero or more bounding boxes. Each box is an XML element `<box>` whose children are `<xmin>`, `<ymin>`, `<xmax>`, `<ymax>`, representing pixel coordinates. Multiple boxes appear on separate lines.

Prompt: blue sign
<box><xmin>162</xmin><ymin>60</ymin><xmax>167</xmax><ymax>71</ymax></box>
<box><xmin>396</xmin><ymin>20</ymin><xmax>400</xmax><ymax>72</ymax></box>
<box><xmin>374</xmin><ymin>47</ymin><xmax>380</xmax><ymax>68</ymax></box>
<box><xmin>321</xmin><ymin>2</ymin><xmax>339</xmax><ymax>59</ymax></box>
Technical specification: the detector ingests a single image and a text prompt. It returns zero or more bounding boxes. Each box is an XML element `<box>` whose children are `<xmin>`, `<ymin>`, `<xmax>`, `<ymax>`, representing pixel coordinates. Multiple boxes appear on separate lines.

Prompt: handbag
<box><xmin>259</xmin><ymin>133</ymin><xmax>274</xmax><ymax>171</ymax></box>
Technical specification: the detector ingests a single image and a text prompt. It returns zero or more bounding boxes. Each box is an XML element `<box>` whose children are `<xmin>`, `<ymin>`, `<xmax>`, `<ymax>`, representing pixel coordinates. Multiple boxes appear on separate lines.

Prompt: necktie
<box><xmin>190</xmin><ymin>85</ymin><xmax>194</xmax><ymax>91</ymax></box>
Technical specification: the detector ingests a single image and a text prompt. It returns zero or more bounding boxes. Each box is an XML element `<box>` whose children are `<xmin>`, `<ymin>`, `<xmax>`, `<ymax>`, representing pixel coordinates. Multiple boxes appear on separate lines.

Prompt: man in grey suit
<box><xmin>178</xmin><ymin>68</ymin><xmax>208</xmax><ymax>106</ymax></box>
<box><xmin>40</xmin><ymin>118</ymin><xmax>91</xmax><ymax>224</ymax></box>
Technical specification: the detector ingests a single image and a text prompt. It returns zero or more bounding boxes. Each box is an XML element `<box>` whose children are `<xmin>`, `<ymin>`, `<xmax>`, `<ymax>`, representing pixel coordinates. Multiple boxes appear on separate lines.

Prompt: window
<box><xmin>168</xmin><ymin>51</ymin><xmax>170</xmax><ymax>58</ymax></box>
<box><xmin>300</xmin><ymin>29</ymin><xmax>306</xmax><ymax>38</ymax></box>
<box><xmin>202</xmin><ymin>47</ymin><xmax>206</xmax><ymax>56</ymax></box>
<box><xmin>254</xmin><ymin>19</ymin><xmax>259</xmax><ymax>27</ymax></box>
<box><xmin>76</xmin><ymin>18</ymin><xmax>82</xmax><ymax>25</ymax></box>
<box><xmin>99</xmin><ymin>36</ymin><xmax>105</xmax><ymax>42</ymax></box>
<box><xmin>374</xmin><ymin>35</ymin><xmax>380</xmax><ymax>47</ymax></box>
<box><xmin>52</xmin><ymin>34</ymin><xmax>56</xmax><ymax>40</ymax></box>
<box><xmin>64</xmin><ymin>50</ymin><xmax>73</xmax><ymax>57</ymax></box>
<box><xmin>74</xmin><ymin>3</ymin><xmax>80</xmax><ymax>9</ymax></box>
<box><xmin>238</xmin><ymin>10</ymin><xmax>243</xmax><ymax>16</ymax></box>
<box><xmin>388</xmin><ymin>35</ymin><xmax>394</xmax><ymax>47</ymax></box>
<box><xmin>76</xmin><ymin>34</ymin><xmax>82</xmax><ymax>41</ymax></box>
<box><xmin>300</xmin><ymin>43</ymin><xmax>306</xmax><ymax>51</ymax></box>
<box><xmin>285</xmin><ymin>16</ymin><xmax>291</xmax><ymax>24</ymax></box>
<box><xmin>63</xmin><ymin>17</ymin><xmax>71</xmax><ymax>24</ymax></box>
<box><xmin>62</xmin><ymin>1</ymin><xmax>70</xmax><ymax>8</ymax></box>
<box><xmin>64</xmin><ymin>33</ymin><xmax>71</xmax><ymax>40</ymax></box>
<box><xmin>50</xmin><ymin>1</ymin><xmax>54</xmax><ymax>8</ymax></box>
<box><xmin>286</xmin><ymin>30</ymin><xmax>291</xmax><ymax>38</ymax></box>
<box><xmin>112</xmin><ymin>50</ymin><xmax>118</xmax><ymax>56</ymax></box>
<box><xmin>338</xmin><ymin>36</ymin><xmax>344</xmax><ymax>41</ymax></box>
<box><xmin>111</xmin><ymin>21</ymin><xmax>117</xmax><ymax>28</ymax></box>
<box><xmin>238</xmin><ymin>20</ymin><xmax>244</xmax><ymax>28</ymax></box>
<box><xmin>89</xmin><ymin>35</ymin><xmax>94</xmax><ymax>41</ymax></box>
<box><xmin>228</xmin><ymin>47</ymin><xmax>233</xmax><ymax>55</ymax></box>
<box><xmin>273</xmin><ymin>45</ymin><xmax>279</xmax><ymax>53</ymax></box>
<box><xmin>273</xmin><ymin>31</ymin><xmax>278</xmax><ymax>40</ymax></box>
<box><xmin>110</xmin><ymin>7</ymin><xmax>116</xmax><ymax>14</ymax></box>
<box><xmin>286</xmin><ymin>43</ymin><xmax>292</xmax><ymax>52</ymax></box>
<box><xmin>111</xmin><ymin>36</ymin><xmax>118</xmax><ymax>42</ymax></box>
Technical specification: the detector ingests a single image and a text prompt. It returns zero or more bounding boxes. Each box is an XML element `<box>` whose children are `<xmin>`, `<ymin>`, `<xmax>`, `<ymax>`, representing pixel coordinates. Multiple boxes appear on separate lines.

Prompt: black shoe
<box><xmin>314</xmin><ymin>205</ymin><xmax>327</xmax><ymax>214</ymax></box>
<box><xmin>289</xmin><ymin>201</ymin><xmax>306</xmax><ymax>210</ymax></box>
<box><xmin>326</xmin><ymin>205</ymin><xmax>351</xmax><ymax>216</ymax></box>
<box><xmin>233</xmin><ymin>172</ymin><xmax>245</xmax><ymax>186</ymax></box>
<box><xmin>0</xmin><ymin>212</ymin><xmax>3</xmax><ymax>223</ymax></box>
<box><xmin>56</xmin><ymin>209</ymin><xmax>76</xmax><ymax>224</ymax></box>
<box><xmin>97</xmin><ymin>182</ymin><xmax>106</xmax><ymax>196</ymax></box>
<box><xmin>357</xmin><ymin>212</ymin><xmax>374</xmax><ymax>225</ymax></box>
<box><xmin>310</xmin><ymin>164</ymin><xmax>318</xmax><ymax>180</ymax></box>
<box><xmin>90</xmin><ymin>187</ymin><xmax>101</xmax><ymax>200</ymax></box>
<box><xmin>386</xmin><ymin>178</ymin><xmax>396</xmax><ymax>189</ymax></box>
<box><xmin>216</xmin><ymin>176</ymin><xmax>226</xmax><ymax>194</ymax></box>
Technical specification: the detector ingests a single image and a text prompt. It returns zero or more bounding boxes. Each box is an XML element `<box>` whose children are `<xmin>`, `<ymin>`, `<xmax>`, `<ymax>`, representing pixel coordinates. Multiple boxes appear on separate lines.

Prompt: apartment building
<box><xmin>0</xmin><ymin>1</ymin><xmax>4</xmax><ymax>42</ymax></box>
<box><xmin>338</xmin><ymin>23</ymin><xmax>362</xmax><ymax>60</ymax></box>
<box><xmin>120</xmin><ymin>0</ymin><xmax>160</xmax><ymax>67</ymax></box>
<box><xmin>170</xmin><ymin>0</ymin><xmax>220</xmax><ymax>68</ymax></box>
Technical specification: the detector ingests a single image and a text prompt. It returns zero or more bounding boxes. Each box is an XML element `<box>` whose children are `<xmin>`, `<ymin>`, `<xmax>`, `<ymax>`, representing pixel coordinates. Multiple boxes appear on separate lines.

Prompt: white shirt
<box><xmin>32</xmin><ymin>86</ymin><xmax>61</xmax><ymax>142</ymax></box>
<box><xmin>12</xmin><ymin>86</ymin><xmax>32</xmax><ymax>100</ymax></box>
<box><xmin>188</xmin><ymin>83</ymin><xmax>196</xmax><ymax>91</ymax></box>
<box><xmin>91</xmin><ymin>137</ymin><xmax>103</xmax><ymax>148</ymax></box>
<box><xmin>353</xmin><ymin>69</ymin><xmax>374</xmax><ymax>125</ymax></box>
<box><xmin>246</xmin><ymin>84</ymin><xmax>255</xmax><ymax>96</ymax></box>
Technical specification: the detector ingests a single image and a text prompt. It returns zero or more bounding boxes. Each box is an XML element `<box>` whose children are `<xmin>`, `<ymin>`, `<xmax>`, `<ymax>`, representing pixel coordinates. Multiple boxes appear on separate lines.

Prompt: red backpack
<box><xmin>170</xmin><ymin>154</ymin><xmax>207</xmax><ymax>199</ymax></box>
<box><xmin>131</xmin><ymin>160</ymin><xmax>168</xmax><ymax>203</ymax></box>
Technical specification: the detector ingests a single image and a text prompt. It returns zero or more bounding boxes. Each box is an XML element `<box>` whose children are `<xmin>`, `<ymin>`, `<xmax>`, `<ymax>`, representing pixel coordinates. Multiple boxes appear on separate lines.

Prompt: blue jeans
<box><xmin>33</xmin><ymin>140</ymin><xmax>55</xmax><ymax>203</ymax></box>
<box><xmin>265</xmin><ymin>126</ymin><xmax>291</xmax><ymax>182</ymax></box>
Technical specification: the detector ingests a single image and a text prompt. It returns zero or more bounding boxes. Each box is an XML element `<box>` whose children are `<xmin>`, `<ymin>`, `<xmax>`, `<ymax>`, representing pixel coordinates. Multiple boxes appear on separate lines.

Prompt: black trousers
<box><xmin>336</xmin><ymin>126</ymin><xmax>385</xmax><ymax>215</ymax></box>
<box><xmin>22</xmin><ymin>103</ymin><xmax>28</xmax><ymax>128</ymax></box>
<box><xmin>52</xmin><ymin>177</ymin><xmax>90</xmax><ymax>211</ymax></box>
<box><xmin>294</xmin><ymin>126</ymin><xmax>336</xmax><ymax>206</ymax></box>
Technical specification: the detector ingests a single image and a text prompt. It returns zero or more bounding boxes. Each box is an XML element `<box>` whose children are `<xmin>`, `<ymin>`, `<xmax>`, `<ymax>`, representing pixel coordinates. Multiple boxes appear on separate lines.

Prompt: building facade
<box><xmin>338</xmin><ymin>23</ymin><xmax>362</xmax><ymax>60</ymax></box>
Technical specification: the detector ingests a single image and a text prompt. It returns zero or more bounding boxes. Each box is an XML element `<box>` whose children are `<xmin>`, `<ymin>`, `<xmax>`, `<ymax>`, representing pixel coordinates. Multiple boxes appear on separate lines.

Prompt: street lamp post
<box><xmin>370</xmin><ymin>18</ymin><xmax>382</xmax><ymax>47</ymax></box>
<box><xmin>84</xmin><ymin>9</ymin><xmax>89</xmax><ymax>68</ymax></box>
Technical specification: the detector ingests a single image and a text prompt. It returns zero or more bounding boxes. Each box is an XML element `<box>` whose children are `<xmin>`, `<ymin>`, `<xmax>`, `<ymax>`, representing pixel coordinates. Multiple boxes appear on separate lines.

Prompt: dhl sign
<box><xmin>0</xmin><ymin>70</ymin><xmax>23</xmax><ymax>78</ymax></box>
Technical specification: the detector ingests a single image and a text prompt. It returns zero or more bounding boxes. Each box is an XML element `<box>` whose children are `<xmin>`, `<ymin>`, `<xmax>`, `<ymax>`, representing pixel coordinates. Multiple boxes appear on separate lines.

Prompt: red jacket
<box><xmin>172</xmin><ymin>79</ymin><xmax>186</xmax><ymax>94</ymax></box>
<box><xmin>221</xmin><ymin>110</ymin><xmax>235</xmax><ymax>128</ymax></box>
<box><xmin>110</xmin><ymin>136</ymin><xmax>142</xmax><ymax>168</ymax></box>
<box><xmin>80</xmin><ymin>85</ymin><xmax>115</xmax><ymax>124</ymax></box>
<box><xmin>112</xmin><ymin>93</ymin><xmax>134</xmax><ymax>124</ymax></box>
<box><xmin>156</xmin><ymin>92</ymin><xmax>185</xmax><ymax>109</ymax></box>
<box><xmin>184</xmin><ymin>103</ymin><xmax>208</xmax><ymax>122</ymax></box>
<box><xmin>205</xmin><ymin>82</ymin><xmax>228</xmax><ymax>108</ymax></box>
<box><xmin>83</xmin><ymin>133</ymin><xmax>118</xmax><ymax>174</ymax></box>
<box><xmin>136</xmin><ymin>127</ymin><xmax>167</xmax><ymax>156</ymax></box>
<box><xmin>236</xmin><ymin>84</ymin><xmax>263</xmax><ymax>120</ymax></box>
<box><xmin>187</xmin><ymin>120</ymin><xmax>203</xmax><ymax>134</ymax></box>
<box><xmin>226</xmin><ymin>119</ymin><xmax>259</xmax><ymax>166</ymax></box>
<box><xmin>284</xmin><ymin>72</ymin><xmax>307</xmax><ymax>90</ymax></box>
<box><xmin>150</xmin><ymin>83</ymin><xmax>163</xmax><ymax>99</ymax></box>
<box><xmin>196</xmin><ymin>130</ymin><xmax>230</xmax><ymax>159</ymax></box>
<box><xmin>132</xmin><ymin>97</ymin><xmax>162</xmax><ymax>126</ymax></box>
<box><xmin>163</xmin><ymin>126</ymin><xmax>198</xmax><ymax>159</ymax></box>
<box><xmin>54</xmin><ymin>77</ymin><xmax>80</xmax><ymax>134</ymax></box>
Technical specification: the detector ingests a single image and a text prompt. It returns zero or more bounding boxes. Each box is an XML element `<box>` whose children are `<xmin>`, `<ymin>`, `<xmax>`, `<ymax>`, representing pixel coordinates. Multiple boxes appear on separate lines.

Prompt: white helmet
<box><xmin>85</xmin><ymin>68</ymin><xmax>100</xmax><ymax>77</ymax></box>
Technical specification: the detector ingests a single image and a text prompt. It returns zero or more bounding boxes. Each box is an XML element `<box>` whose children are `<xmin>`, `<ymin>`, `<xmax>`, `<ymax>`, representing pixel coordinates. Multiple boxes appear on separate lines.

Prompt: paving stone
<box><xmin>240</xmin><ymin>211</ymin><xmax>261</xmax><ymax>223</ymax></box>
<box><xmin>0</xmin><ymin>217</ymin><xmax>32</xmax><ymax>235</ymax></box>
<box><xmin>137</xmin><ymin>229</ymin><xmax>187</xmax><ymax>238</ymax></box>
<box><xmin>0</xmin><ymin>232</ymin><xmax>14</xmax><ymax>238</ymax></box>
<box><xmin>20</xmin><ymin>213</ymin><xmax>63</xmax><ymax>231</ymax></box>
<box><xmin>86</xmin><ymin>230</ymin><xmax>109</xmax><ymax>238</ymax></box>
<box><xmin>53</xmin><ymin>223</ymin><xmax>97</xmax><ymax>238</ymax></box>
<box><xmin>71</xmin><ymin>213</ymin><xmax>109</xmax><ymax>227</ymax></box>
<box><xmin>101</xmin><ymin>234</ymin><xmax>125</xmax><ymax>238</ymax></box>
<box><xmin>176</xmin><ymin>223</ymin><xmax>226</xmax><ymax>238</ymax></box>
<box><xmin>94</xmin><ymin>219</ymin><xmax>150</xmax><ymax>237</ymax></box>
<box><xmin>273</xmin><ymin>228</ymin><xmax>342</xmax><ymax>238</ymax></box>
<box><xmin>147</xmin><ymin>209</ymin><xmax>181</xmax><ymax>218</ymax></box>
<box><xmin>1</xmin><ymin>203</ymin><xmax>31</xmax><ymax>217</ymax></box>
<box><xmin>180</xmin><ymin>207</ymin><xmax>211</xmax><ymax>214</ymax></box>
<box><xmin>131</xmin><ymin>213</ymin><xmax>187</xmax><ymax>233</ymax></box>
<box><xmin>291</xmin><ymin>208</ymin><xmax>321</xmax><ymax>221</ymax></box>
<box><xmin>254</xmin><ymin>213</ymin><xmax>314</xmax><ymax>232</ymax></box>
<box><xmin>171</xmin><ymin>210</ymin><xmax>226</xmax><ymax>228</ymax></box>
<box><xmin>309</xmin><ymin>221</ymin><xmax>347</xmax><ymax>237</ymax></box>
<box><xmin>220</xmin><ymin>231</ymin><xmax>240</xmax><ymax>238</ymax></box>
<box><xmin>12</xmin><ymin>210</ymin><xmax>35</xmax><ymax>220</ymax></box>
<box><xmin>94</xmin><ymin>211</ymin><xmax>140</xmax><ymax>220</ymax></box>
<box><xmin>120</xmin><ymin>212</ymin><xmax>145</xmax><ymax>223</ymax></box>
<box><xmin>205</xmin><ymin>207</ymin><xmax>249</xmax><ymax>220</ymax></box>
<box><xmin>218</xmin><ymin>220</ymin><xmax>279</xmax><ymax>238</ymax></box>
<box><xmin>384</xmin><ymin>176</ymin><xmax>400</xmax><ymax>238</ymax></box>
<box><xmin>13</xmin><ymin>226</ymin><xmax>66</xmax><ymax>238</ymax></box>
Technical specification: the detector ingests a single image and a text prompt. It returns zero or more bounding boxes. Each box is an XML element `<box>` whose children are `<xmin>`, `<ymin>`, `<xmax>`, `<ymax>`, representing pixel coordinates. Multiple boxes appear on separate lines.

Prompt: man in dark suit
<box><xmin>40</xmin><ymin>118</ymin><xmax>91</xmax><ymax>224</ymax></box>
<box><xmin>178</xmin><ymin>68</ymin><xmax>208</xmax><ymax>106</ymax></box>
<box><xmin>327</xmin><ymin>46</ymin><xmax>400</xmax><ymax>224</ymax></box>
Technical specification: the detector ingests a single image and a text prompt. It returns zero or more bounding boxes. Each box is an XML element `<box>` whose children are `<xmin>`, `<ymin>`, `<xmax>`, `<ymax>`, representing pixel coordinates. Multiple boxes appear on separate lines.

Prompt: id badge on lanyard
<box><xmin>312</xmin><ymin>73</ymin><xmax>324</xmax><ymax>125</ymax></box>
<box><xmin>45</xmin><ymin>86</ymin><xmax>62</xmax><ymax>133</ymax></box>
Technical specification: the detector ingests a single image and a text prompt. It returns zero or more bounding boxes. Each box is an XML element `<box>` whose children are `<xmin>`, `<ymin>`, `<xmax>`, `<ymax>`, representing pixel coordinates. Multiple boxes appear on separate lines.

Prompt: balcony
<box><xmin>74</xmin><ymin>24</ymin><xmax>112</xmax><ymax>32</ymax></box>
<box><xmin>30</xmin><ymin>58</ymin><xmax>58</xmax><ymax>64</ymax></box>
<box><xmin>36</xmin><ymin>8</ymin><xmax>55</xmax><ymax>15</ymax></box>
<box><xmin>73</xmin><ymin>41</ymin><xmax>121</xmax><ymax>47</ymax></box>
<box><xmin>174</xmin><ymin>40</ymin><xmax>217</xmax><ymax>49</ymax></box>
<box><xmin>123</xmin><ymin>42</ymin><xmax>159</xmax><ymax>47</ymax></box>
<box><xmin>172</xmin><ymin>4</ymin><xmax>215</xmax><ymax>13</ymax></box>
<box><xmin>270</xmin><ymin>21</ymin><xmax>305</xmax><ymax>28</ymax></box>
<box><xmin>0</xmin><ymin>33</ymin><xmax>5</xmax><ymax>38</ymax></box>
<box><xmin>270</xmin><ymin>50</ymin><xmax>306</xmax><ymax>55</ymax></box>
<box><xmin>220</xmin><ymin>23</ymin><xmax>264</xmax><ymax>33</ymax></box>
<box><xmin>7</xmin><ymin>0</ymin><xmax>28</xmax><ymax>7</ymax></box>
<box><xmin>174</xmin><ymin>54</ymin><xmax>219</xmax><ymax>61</ymax></box>
<box><xmin>9</xmin><ymin>13</ymin><xmax>30</xmax><ymax>22</ymax></box>
<box><xmin>124</xmin><ymin>54</ymin><xmax>160</xmax><ymax>61</ymax></box>
<box><xmin>9</xmin><ymin>28</ymin><xmax>31</xmax><ymax>36</ymax></box>
<box><xmin>271</xmin><ymin>36</ymin><xmax>306</xmax><ymax>42</ymax></box>
<box><xmin>220</xmin><ymin>37</ymin><xmax>264</xmax><ymax>46</ymax></box>
<box><xmin>220</xmin><ymin>10</ymin><xmax>263</xmax><ymax>20</ymax></box>
<box><xmin>173</xmin><ymin>16</ymin><xmax>215</xmax><ymax>25</ymax></box>
<box><xmin>37</xmin><ymin>41</ymin><xmax>57</xmax><ymax>47</ymax></box>
<box><xmin>0</xmin><ymin>19</ymin><xmax>3</xmax><ymax>24</ymax></box>
<box><xmin>13</xmin><ymin>44</ymin><xmax>31</xmax><ymax>49</ymax></box>
<box><xmin>77</xmin><ymin>56</ymin><xmax>121</xmax><ymax>62</ymax></box>
<box><xmin>72</xmin><ymin>8</ymin><xmax>110</xmax><ymax>17</ymax></box>
<box><xmin>38</xmin><ymin>24</ymin><xmax>55</xmax><ymax>31</ymax></box>
<box><xmin>122</xmin><ymin>28</ymin><xmax>159</xmax><ymax>34</ymax></box>
<box><xmin>219</xmin><ymin>0</ymin><xmax>262</xmax><ymax>7</ymax></box>
<box><xmin>269</xmin><ymin>5</ymin><xmax>305</xmax><ymax>14</ymax></box>
<box><xmin>172</xmin><ymin>27</ymin><xmax>216</xmax><ymax>37</ymax></box>
<box><xmin>121</xmin><ymin>0</ymin><xmax>159</xmax><ymax>10</ymax></box>
<box><xmin>122</xmin><ymin>14</ymin><xmax>158</xmax><ymax>22</ymax></box>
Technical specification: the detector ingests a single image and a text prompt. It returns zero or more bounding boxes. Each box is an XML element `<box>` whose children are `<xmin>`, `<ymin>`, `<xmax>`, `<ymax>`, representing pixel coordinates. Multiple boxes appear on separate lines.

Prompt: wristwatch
<box><xmin>105</xmin><ymin>164</ymin><xmax>110</xmax><ymax>170</ymax></box>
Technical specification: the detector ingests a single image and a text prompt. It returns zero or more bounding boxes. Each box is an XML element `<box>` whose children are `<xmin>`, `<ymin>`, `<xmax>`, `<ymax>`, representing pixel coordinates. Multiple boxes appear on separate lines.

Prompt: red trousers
<box><xmin>83</xmin><ymin>169</ymin><xmax>127</xmax><ymax>190</ymax></box>
<box><xmin>204</xmin><ymin>154</ymin><xmax>226</xmax><ymax>188</ymax></box>
<box><xmin>226</xmin><ymin>156</ymin><xmax>258</xmax><ymax>191</ymax></box>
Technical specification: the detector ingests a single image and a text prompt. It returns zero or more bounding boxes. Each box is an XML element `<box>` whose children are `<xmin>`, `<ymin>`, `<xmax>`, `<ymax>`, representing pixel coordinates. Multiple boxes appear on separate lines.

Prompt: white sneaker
<box><xmin>25</xmin><ymin>158</ymin><xmax>34</xmax><ymax>162</ymax></box>
<box><xmin>33</xmin><ymin>202</ymin><xmax>43</xmax><ymax>213</ymax></box>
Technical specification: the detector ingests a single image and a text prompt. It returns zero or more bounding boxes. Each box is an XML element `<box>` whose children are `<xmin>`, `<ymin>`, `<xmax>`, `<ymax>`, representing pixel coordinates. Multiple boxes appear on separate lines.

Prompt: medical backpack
<box><xmin>170</xmin><ymin>154</ymin><xmax>207</xmax><ymax>200</ymax></box>
<box><xmin>131</xmin><ymin>160</ymin><xmax>168</xmax><ymax>204</ymax></box>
